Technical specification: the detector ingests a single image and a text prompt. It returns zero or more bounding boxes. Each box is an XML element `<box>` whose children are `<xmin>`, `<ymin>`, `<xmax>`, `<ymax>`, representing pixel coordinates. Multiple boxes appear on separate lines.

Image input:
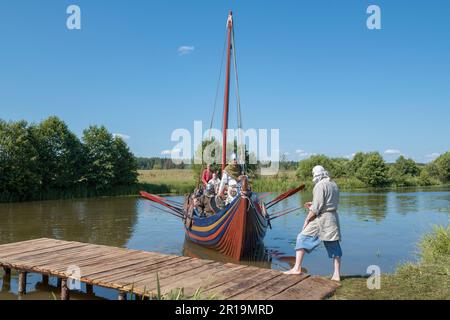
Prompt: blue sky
<box><xmin>0</xmin><ymin>0</ymin><xmax>449</xmax><ymax>163</ymax></box>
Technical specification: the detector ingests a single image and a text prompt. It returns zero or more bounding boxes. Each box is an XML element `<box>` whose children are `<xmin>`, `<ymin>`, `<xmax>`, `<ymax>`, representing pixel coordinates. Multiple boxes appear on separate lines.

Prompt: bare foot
<box><xmin>331</xmin><ymin>276</ymin><xmax>341</xmax><ymax>282</ymax></box>
<box><xmin>283</xmin><ymin>269</ymin><xmax>303</xmax><ymax>275</ymax></box>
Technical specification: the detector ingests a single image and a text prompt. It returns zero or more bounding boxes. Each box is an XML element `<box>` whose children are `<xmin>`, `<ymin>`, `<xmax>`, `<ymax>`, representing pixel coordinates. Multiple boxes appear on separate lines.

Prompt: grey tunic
<box><xmin>301</xmin><ymin>178</ymin><xmax>341</xmax><ymax>241</ymax></box>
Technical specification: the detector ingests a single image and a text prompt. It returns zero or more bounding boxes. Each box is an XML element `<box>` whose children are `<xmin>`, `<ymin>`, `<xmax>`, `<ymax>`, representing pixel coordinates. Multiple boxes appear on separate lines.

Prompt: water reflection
<box><xmin>340</xmin><ymin>193</ymin><xmax>388</xmax><ymax>222</ymax></box>
<box><xmin>0</xmin><ymin>197</ymin><xmax>138</xmax><ymax>247</ymax></box>
<box><xmin>0</xmin><ymin>188</ymin><xmax>449</xmax><ymax>300</ymax></box>
<box><xmin>183</xmin><ymin>240</ymin><xmax>272</xmax><ymax>269</ymax></box>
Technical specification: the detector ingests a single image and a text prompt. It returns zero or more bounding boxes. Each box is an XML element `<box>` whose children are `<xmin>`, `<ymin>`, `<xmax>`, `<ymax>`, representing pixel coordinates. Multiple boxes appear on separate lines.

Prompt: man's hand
<box><xmin>302</xmin><ymin>219</ymin><xmax>309</xmax><ymax>231</ymax></box>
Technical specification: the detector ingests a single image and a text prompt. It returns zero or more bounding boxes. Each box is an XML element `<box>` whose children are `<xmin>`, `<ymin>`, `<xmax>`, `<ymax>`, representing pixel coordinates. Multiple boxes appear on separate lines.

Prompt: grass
<box><xmin>331</xmin><ymin>225</ymin><xmax>450</xmax><ymax>300</ymax></box>
<box><xmin>138</xmin><ymin>169</ymin><xmax>449</xmax><ymax>194</ymax></box>
<box><xmin>138</xmin><ymin>169</ymin><xmax>196</xmax><ymax>194</ymax></box>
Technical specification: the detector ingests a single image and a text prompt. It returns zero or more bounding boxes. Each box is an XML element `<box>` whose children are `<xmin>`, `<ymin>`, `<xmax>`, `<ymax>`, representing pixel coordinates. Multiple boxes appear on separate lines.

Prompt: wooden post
<box><xmin>18</xmin><ymin>271</ymin><xmax>27</xmax><ymax>295</ymax></box>
<box><xmin>86</xmin><ymin>283</ymin><xmax>94</xmax><ymax>295</ymax></box>
<box><xmin>118</xmin><ymin>291</ymin><xmax>127</xmax><ymax>300</ymax></box>
<box><xmin>3</xmin><ymin>267</ymin><xmax>11</xmax><ymax>276</ymax></box>
<box><xmin>2</xmin><ymin>271</ymin><xmax>11</xmax><ymax>292</ymax></box>
<box><xmin>42</xmin><ymin>274</ymin><xmax>49</xmax><ymax>285</ymax></box>
<box><xmin>61</xmin><ymin>278</ymin><xmax>70</xmax><ymax>300</ymax></box>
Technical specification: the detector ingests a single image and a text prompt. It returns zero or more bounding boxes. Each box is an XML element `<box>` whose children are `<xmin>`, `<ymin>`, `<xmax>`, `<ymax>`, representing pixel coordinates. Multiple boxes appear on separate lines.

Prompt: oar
<box><xmin>269</xmin><ymin>207</ymin><xmax>303</xmax><ymax>221</ymax></box>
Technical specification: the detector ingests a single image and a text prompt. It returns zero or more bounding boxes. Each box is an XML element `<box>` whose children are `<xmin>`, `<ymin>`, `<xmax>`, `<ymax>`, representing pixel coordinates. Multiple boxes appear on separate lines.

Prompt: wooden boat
<box><xmin>140</xmin><ymin>11</ymin><xmax>305</xmax><ymax>260</ymax></box>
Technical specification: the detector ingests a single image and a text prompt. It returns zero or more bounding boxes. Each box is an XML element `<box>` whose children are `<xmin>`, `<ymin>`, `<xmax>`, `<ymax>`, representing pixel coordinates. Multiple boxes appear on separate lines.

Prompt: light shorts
<box><xmin>295</xmin><ymin>234</ymin><xmax>342</xmax><ymax>258</ymax></box>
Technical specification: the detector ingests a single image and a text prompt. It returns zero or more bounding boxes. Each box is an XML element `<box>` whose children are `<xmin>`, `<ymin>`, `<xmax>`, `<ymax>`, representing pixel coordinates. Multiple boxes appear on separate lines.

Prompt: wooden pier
<box><xmin>0</xmin><ymin>238</ymin><xmax>339</xmax><ymax>300</ymax></box>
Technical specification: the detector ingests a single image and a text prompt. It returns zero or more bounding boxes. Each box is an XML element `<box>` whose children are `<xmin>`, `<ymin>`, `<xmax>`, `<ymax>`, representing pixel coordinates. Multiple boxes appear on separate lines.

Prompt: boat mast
<box><xmin>222</xmin><ymin>11</ymin><xmax>233</xmax><ymax>172</ymax></box>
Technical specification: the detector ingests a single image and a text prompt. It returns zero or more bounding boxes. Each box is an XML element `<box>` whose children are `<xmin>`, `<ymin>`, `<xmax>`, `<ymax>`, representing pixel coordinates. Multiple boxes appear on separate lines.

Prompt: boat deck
<box><xmin>0</xmin><ymin>238</ymin><xmax>339</xmax><ymax>300</ymax></box>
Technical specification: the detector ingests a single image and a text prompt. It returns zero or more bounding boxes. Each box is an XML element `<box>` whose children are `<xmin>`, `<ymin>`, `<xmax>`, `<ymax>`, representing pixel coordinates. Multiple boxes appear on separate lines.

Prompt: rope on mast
<box><xmin>208</xmin><ymin>29</ymin><xmax>228</xmax><ymax>141</ymax></box>
<box><xmin>231</xmin><ymin>25</ymin><xmax>246</xmax><ymax>173</ymax></box>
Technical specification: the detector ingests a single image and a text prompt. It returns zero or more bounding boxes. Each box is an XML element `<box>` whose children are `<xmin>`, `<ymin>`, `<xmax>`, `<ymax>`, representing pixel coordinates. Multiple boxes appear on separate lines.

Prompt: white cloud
<box><xmin>161</xmin><ymin>150</ymin><xmax>171</xmax><ymax>156</ymax></box>
<box><xmin>178</xmin><ymin>46</ymin><xmax>195</xmax><ymax>56</ymax></box>
<box><xmin>295</xmin><ymin>149</ymin><xmax>310</xmax><ymax>158</ymax></box>
<box><xmin>161</xmin><ymin>148</ymin><xmax>182</xmax><ymax>157</ymax></box>
<box><xmin>384</xmin><ymin>149</ymin><xmax>401</xmax><ymax>155</ymax></box>
<box><xmin>426</xmin><ymin>152</ymin><xmax>440</xmax><ymax>160</ymax></box>
<box><xmin>344</xmin><ymin>153</ymin><xmax>356</xmax><ymax>160</ymax></box>
<box><xmin>113</xmin><ymin>133</ymin><xmax>130</xmax><ymax>140</ymax></box>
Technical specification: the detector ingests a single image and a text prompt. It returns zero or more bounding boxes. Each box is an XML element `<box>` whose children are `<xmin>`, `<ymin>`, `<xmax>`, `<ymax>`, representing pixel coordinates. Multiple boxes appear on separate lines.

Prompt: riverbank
<box><xmin>1</xmin><ymin>169</ymin><xmax>448</xmax><ymax>203</ymax></box>
<box><xmin>332</xmin><ymin>225</ymin><xmax>450</xmax><ymax>300</ymax></box>
<box><xmin>138</xmin><ymin>169</ymin><xmax>449</xmax><ymax>194</ymax></box>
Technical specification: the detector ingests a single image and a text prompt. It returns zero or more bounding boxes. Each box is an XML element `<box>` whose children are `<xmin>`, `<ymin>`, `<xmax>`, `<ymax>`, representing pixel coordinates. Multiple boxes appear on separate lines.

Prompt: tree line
<box><xmin>296</xmin><ymin>152</ymin><xmax>450</xmax><ymax>188</ymax></box>
<box><xmin>136</xmin><ymin>157</ymin><xmax>189</xmax><ymax>170</ymax></box>
<box><xmin>0</xmin><ymin>117</ymin><xmax>138</xmax><ymax>202</ymax></box>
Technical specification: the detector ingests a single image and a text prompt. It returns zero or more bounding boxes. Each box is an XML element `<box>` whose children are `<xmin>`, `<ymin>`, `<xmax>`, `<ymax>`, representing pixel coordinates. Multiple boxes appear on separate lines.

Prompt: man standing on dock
<box><xmin>284</xmin><ymin>165</ymin><xmax>342</xmax><ymax>282</ymax></box>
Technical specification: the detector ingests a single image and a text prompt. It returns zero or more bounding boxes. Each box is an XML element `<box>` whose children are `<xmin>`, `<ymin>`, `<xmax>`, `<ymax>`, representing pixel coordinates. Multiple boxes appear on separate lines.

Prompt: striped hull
<box><xmin>184</xmin><ymin>195</ymin><xmax>268</xmax><ymax>260</ymax></box>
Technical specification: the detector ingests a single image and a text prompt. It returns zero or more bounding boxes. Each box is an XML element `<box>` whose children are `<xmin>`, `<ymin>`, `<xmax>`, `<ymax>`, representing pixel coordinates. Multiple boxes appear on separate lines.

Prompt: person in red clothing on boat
<box><xmin>201</xmin><ymin>164</ymin><xmax>213</xmax><ymax>187</ymax></box>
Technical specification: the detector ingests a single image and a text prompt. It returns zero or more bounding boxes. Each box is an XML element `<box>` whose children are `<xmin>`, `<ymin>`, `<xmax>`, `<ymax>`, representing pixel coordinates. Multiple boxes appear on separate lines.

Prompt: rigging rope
<box><xmin>208</xmin><ymin>29</ymin><xmax>228</xmax><ymax>141</ymax></box>
<box><xmin>231</xmin><ymin>25</ymin><xmax>246</xmax><ymax>173</ymax></box>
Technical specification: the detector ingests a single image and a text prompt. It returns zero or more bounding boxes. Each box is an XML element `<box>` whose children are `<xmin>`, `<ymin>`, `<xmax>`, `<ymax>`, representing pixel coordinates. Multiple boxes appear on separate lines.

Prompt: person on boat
<box><xmin>218</xmin><ymin>153</ymin><xmax>242</xmax><ymax>196</ymax></box>
<box><xmin>196</xmin><ymin>183</ymin><xmax>216</xmax><ymax>217</ymax></box>
<box><xmin>201</xmin><ymin>164</ymin><xmax>213</xmax><ymax>187</ymax></box>
<box><xmin>284</xmin><ymin>165</ymin><xmax>342</xmax><ymax>282</ymax></box>
<box><xmin>208</xmin><ymin>172</ymin><xmax>221</xmax><ymax>194</ymax></box>
<box><xmin>226</xmin><ymin>180</ymin><xmax>238</xmax><ymax>205</ymax></box>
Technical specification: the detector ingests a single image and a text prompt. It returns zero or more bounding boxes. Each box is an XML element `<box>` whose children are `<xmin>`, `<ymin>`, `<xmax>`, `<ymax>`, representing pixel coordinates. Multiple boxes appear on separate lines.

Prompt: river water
<box><xmin>0</xmin><ymin>187</ymin><xmax>448</xmax><ymax>300</ymax></box>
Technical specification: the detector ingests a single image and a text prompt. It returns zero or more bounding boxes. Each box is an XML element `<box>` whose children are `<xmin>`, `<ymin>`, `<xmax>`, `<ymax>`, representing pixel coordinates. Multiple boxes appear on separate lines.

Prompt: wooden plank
<box><xmin>0</xmin><ymin>239</ymin><xmax>339</xmax><ymax>300</ymax></box>
<box><xmin>0</xmin><ymin>242</ymin><xmax>90</xmax><ymax>262</ymax></box>
<box><xmin>0</xmin><ymin>238</ymin><xmax>52</xmax><ymax>251</ymax></box>
<box><xmin>268</xmin><ymin>276</ymin><xmax>340</xmax><ymax>300</ymax></box>
<box><xmin>1</xmin><ymin>244</ymin><xmax>108</xmax><ymax>272</ymax></box>
<box><xmin>95</xmin><ymin>256</ymin><xmax>193</xmax><ymax>289</ymax></box>
<box><xmin>0</xmin><ymin>239</ymin><xmax>67</xmax><ymax>258</ymax></box>
<box><xmin>202</xmin><ymin>268</ymin><xmax>280</xmax><ymax>299</ymax></box>
<box><xmin>229</xmin><ymin>273</ymin><xmax>309</xmax><ymax>300</ymax></box>
<box><xmin>88</xmin><ymin>256</ymin><xmax>191</xmax><ymax>288</ymax></box>
<box><xmin>81</xmin><ymin>254</ymin><xmax>178</xmax><ymax>280</ymax></box>
<box><xmin>212</xmin><ymin>269</ymin><xmax>282</xmax><ymax>299</ymax></box>
<box><xmin>35</xmin><ymin>248</ymin><xmax>142</xmax><ymax>275</ymax></box>
<box><xmin>118</xmin><ymin>258</ymin><xmax>215</xmax><ymax>294</ymax></box>
<box><xmin>156</xmin><ymin>263</ymin><xmax>248</xmax><ymax>297</ymax></box>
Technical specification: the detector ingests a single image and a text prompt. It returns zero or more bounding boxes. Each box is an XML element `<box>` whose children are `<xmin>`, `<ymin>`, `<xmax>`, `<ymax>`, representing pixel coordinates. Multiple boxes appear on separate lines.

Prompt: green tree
<box><xmin>30</xmin><ymin>116</ymin><xmax>84</xmax><ymax>189</ymax></box>
<box><xmin>82</xmin><ymin>126</ymin><xmax>116</xmax><ymax>190</ymax></box>
<box><xmin>392</xmin><ymin>156</ymin><xmax>420</xmax><ymax>176</ymax></box>
<box><xmin>296</xmin><ymin>155</ymin><xmax>339</xmax><ymax>180</ymax></box>
<box><xmin>112</xmin><ymin>136</ymin><xmax>138</xmax><ymax>185</ymax></box>
<box><xmin>0</xmin><ymin>120</ymin><xmax>40</xmax><ymax>200</ymax></box>
<box><xmin>356</xmin><ymin>152</ymin><xmax>389</xmax><ymax>187</ymax></box>
<box><xmin>433</xmin><ymin>152</ymin><xmax>450</xmax><ymax>182</ymax></box>
<box><xmin>347</xmin><ymin>152</ymin><xmax>368</xmax><ymax>176</ymax></box>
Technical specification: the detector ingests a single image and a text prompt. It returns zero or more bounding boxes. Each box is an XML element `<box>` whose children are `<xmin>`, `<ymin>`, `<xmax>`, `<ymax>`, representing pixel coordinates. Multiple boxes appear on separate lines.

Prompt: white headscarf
<box><xmin>312</xmin><ymin>165</ymin><xmax>330</xmax><ymax>184</ymax></box>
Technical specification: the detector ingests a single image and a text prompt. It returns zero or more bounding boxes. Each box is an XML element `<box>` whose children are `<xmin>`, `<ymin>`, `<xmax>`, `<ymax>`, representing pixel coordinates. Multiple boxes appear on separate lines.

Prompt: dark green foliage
<box><xmin>0</xmin><ymin>120</ymin><xmax>40</xmax><ymax>200</ymax></box>
<box><xmin>389</xmin><ymin>155</ymin><xmax>421</xmax><ymax>186</ymax></box>
<box><xmin>0</xmin><ymin>117</ymin><xmax>139</xmax><ymax>202</ymax></box>
<box><xmin>356</xmin><ymin>153</ymin><xmax>389</xmax><ymax>187</ymax></box>
<box><xmin>82</xmin><ymin>126</ymin><xmax>116</xmax><ymax>189</ymax></box>
<box><xmin>30</xmin><ymin>116</ymin><xmax>84</xmax><ymax>190</ymax></box>
<box><xmin>432</xmin><ymin>152</ymin><xmax>450</xmax><ymax>182</ymax></box>
<box><xmin>113</xmin><ymin>137</ymin><xmax>138</xmax><ymax>185</ymax></box>
<box><xmin>136</xmin><ymin>157</ymin><xmax>189</xmax><ymax>170</ymax></box>
<box><xmin>296</xmin><ymin>155</ymin><xmax>348</xmax><ymax>180</ymax></box>
<box><xmin>295</xmin><ymin>151</ymin><xmax>448</xmax><ymax>189</ymax></box>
